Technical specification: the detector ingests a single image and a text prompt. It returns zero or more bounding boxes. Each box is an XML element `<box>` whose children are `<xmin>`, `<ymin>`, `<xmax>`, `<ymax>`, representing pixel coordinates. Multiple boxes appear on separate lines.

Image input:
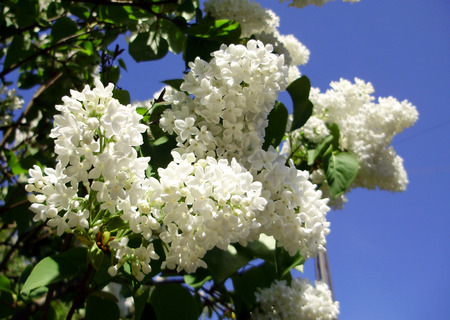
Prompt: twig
<box><xmin>0</xmin><ymin>72</ymin><xmax>63</xmax><ymax>148</ymax></box>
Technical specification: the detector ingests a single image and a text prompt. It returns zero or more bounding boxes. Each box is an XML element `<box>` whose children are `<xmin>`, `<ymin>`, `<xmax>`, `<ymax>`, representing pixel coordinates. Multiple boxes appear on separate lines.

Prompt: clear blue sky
<box><xmin>116</xmin><ymin>0</ymin><xmax>450</xmax><ymax>318</ymax></box>
<box><xmin>13</xmin><ymin>0</ymin><xmax>449</xmax><ymax>318</ymax></box>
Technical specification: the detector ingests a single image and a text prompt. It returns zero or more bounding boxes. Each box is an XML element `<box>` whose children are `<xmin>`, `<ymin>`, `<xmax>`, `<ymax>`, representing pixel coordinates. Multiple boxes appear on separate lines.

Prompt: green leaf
<box><xmin>263</xmin><ymin>101</ymin><xmax>288</xmax><ymax>150</ymax></box>
<box><xmin>107</xmin><ymin>66</ymin><xmax>121</xmax><ymax>85</ymax></box>
<box><xmin>105</xmin><ymin>216</ymin><xmax>128</xmax><ymax>231</ymax></box>
<box><xmin>234</xmin><ymin>236</ymin><xmax>276</xmax><ymax>262</ymax></box>
<box><xmin>5</xmin><ymin>150</ymin><xmax>28</xmax><ymax>175</ymax></box>
<box><xmin>186</xmin><ymin>20</ymin><xmax>241</xmax><ymax>42</ymax></box>
<box><xmin>98</xmin><ymin>4</ymin><xmax>129</xmax><ymax>25</ymax></box>
<box><xmin>287</xmin><ymin>76</ymin><xmax>314</xmax><ymax>131</ymax></box>
<box><xmin>275</xmin><ymin>246</ymin><xmax>304</xmax><ymax>280</ymax></box>
<box><xmin>113</xmin><ymin>89</ymin><xmax>130</xmax><ymax>105</ymax></box>
<box><xmin>203</xmin><ymin>247</ymin><xmax>251</xmax><ymax>283</ymax></box>
<box><xmin>150</xmin><ymin>283</ymin><xmax>199</xmax><ymax>320</ymax></box>
<box><xmin>134</xmin><ymin>287</ymin><xmax>151</xmax><ymax>320</ymax></box>
<box><xmin>15</xmin><ymin>0</ymin><xmax>38</xmax><ymax>28</ymax></box>
<box><xmin>145</xmin><ymin>134</ymin><xmax>177</xmax><ymax>175</ymax></box>
<box><xmin>3</xmin><ymin>35</ymin><xmax>27</xmax><ymax>70</ymax></box>
<box><xmin>184</xmin><ymin>268</ymin><xmax>212</xmax><ymax>289</ymax></box>
<box><xmin>0</xmin><ymin>287</ymin><xmax>15</xmax><ymax>318</ymax></box>
<box><xmin>0</xmin><ymin>275</ymin><xmax>10</xmax><ymax>290</ymax></box>
<box><xmin>323</xmin><ymin>151</ymin><xmax>359</xmax><ymax>198</ymax></box>
<box><xmin>85</xmin><ymin>294</ymin><xmax>120</xmax><ymax>320</ymax></box>
<box><xmin>129</xmin><ymin>30</ymin><xmax>169</xmax><ymax>62</ymax></box>
<box><xmin>162</xmin><ymin>79</ymin><xmax>184</xmax><ymax>91</ymax></box>
<box><xmin>327</xmin><ymin>122</ymin><xmax>340</xmax><ymax>150</ymax></box>
<box><xmin>69</xmin><ymin>5</ymin><xmax>90</xmax><ymax>20</ymax></box>
<box><xmin>0</xmin><ymin>275</ymin><xmax>14</xmax><ymax>317</ymax></box>
<box><xmin>18</xmin><ymin>71</ymin><xmax>41</xmax><ymax>89</ymax></box>
<box><xmin>183</xmin><ymin>19</ymin><xmax>241</xmax><ymax>67</ymax></box>
<box><xmin>183</xmin><ymin>36</ymin><xmax>220</xmax><ymax>67</ymax></box>
<box><xmin>307</xmin><ymin>134</ymin><xmax>334</xmax><ymax>166</ymax></box>
<box><xmin>88</xmin><ymin>244</ymin><xmax>105</xmax><ymax>270</ymax></box>
<box><xmin>159</xmin><ymin>20</ymin><xmax>186</xmax><ymax>54</ymax></box>
<box><xmin>21</xmin><ymin>247</ymin><xmax>87</xmax><ymax>293</ymax></box>
<box><xmin>118</xmin><ymin>58</ymin><xmax>127</xmax><ymax>71</ymax></box>
<box><xmin>232</xmin><ymin>262</ymin><xmax>277</xmax><ymax>314</ymax></box>
<box><xmin>51</xmin><ymin>17</ymin><xmax>78</xmax><ymax>43</ymax></box>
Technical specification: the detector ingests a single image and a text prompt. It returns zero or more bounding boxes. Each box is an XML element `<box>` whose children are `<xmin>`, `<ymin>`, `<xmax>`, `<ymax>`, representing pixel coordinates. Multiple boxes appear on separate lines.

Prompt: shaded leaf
<box><xmin>232</xmin><ymin>262</ymin><xmax>277</xmax><ymax>315</ymax></box>
<box><xmin>287</xmin><ymin>76</ymin><xmax>313</xmax><ymax>131</ymax></box>
<box><xmin>113</xmin><ymin>89</ymin><xmax>130</xmax><ymax>105</ymax></box>
<box><xmin>134</xmin><ymin>287</ymin><xmax>151</xmax><ymax>320</ymax></box>
<box><xmin>4</xmin><ymin>35</ymin><xmax>28</xmax><ymax>70</ymax></box>
<box><xmin>162</xmin><ymin>79</ymin><xmax>183</xmax><ymax>91</ymax></box>
<box><xmin>234</xmin><ymin>239</ymin><xmax>275</xmax><ymax>262</ymax></box>
<box><xmin>275</xmin><ymin>246</ymin><xmax>304</xmax><ymax>280</ymax></box>
<box><xmin>183</xmin><ymin>36</ymin><xmax>221</xmax><ymax>67</ymax></box>
<box><xmin>203</xmin><ymin>247</ymin><xmax>251</xmax><ymax>283</ymax></box>
<box><xmin>129</xmin><ymin>30</ymin><xmax>169</xmax><ymax>62</ymax></box>
<box><xmin>51</xmin><ymin>17</ymin><xmax>78</xmax><ymax>43</ymax></box>
<box><xmin>15</xmin><ymin>0</ymin><xmax>38</xmax><ymax>28</ymax></box>
<box><xmin>184</xmin><ymin>268</ymin><xmax>212</xmax><ymax>289</ymax></box>
<box><xmin>85</xmin><ymin>294</ymin><xmax>120</xmax><ymax>320</ymax></box>
<box><xmin>263</xmin><ymin>101</ymin><xmax>288</xmax><ymax>150</ymax></box>
<box><xmin>150</xmin><ymin>283</ymin><xmax>199</xmax><ymax>320</ymax></box>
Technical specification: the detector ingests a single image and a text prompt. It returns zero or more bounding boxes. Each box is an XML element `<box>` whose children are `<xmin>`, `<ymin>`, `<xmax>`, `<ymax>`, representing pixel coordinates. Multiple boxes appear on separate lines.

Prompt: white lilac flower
<box><xmin>254</xmin><ymin>278</ymin><xmax>339</xmax><ymax>320</ymax></box>
<box><xmin>246</xmin><ymin>148</ymin><xmax>330</xmax><ymax>258</ymax></box>
<box><xmin>161</xmin><ymin>40</ymin><xmax>289</xmax><ymax>162</ymax></box>
<box><xmin>280</xmin><ymin>0</ymin><xmax>360</xmax><ymax>9</ymax></box>
<box><xmin>26</xmin><ymin>79</ymin><xmax>151</xmax><ymax>239</ymax></box>
<box><xmin>146</xmin><ymin>152</ymin><xmax>266</xmax><ymax>273</ymax></box>
<box><xmin>308</xmin><ymin>78</ymin><xmax>418</xmax><ymax>192</ymax></box>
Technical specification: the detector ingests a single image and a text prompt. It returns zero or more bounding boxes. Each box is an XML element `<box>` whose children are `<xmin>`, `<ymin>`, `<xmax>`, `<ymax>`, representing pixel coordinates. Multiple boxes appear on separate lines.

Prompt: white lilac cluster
<box><xmin>254</xmin><ymin>278</ymin><xmax>339</xmax><ymax>320</ymax></box>
<box><xmin>26</xmin><ymin>80</ymin><xmax>159</xmax><ymax>280</ymax></box>
<box><xmin>247</xmin><ymin>148</ymin><xmax>330</xmax><ymax>258</ymax></box>
<box><xmin>27</xmin><ymin>42</ymin><xmax>332</xmax><ymax>277</ymax></box>
<box><xmin>161</xmin><ymin>40</ymin><xmax>330</xmax><ymax>261</ymax></box>
<box><xmin>144</xmin><ymin>152</ymin><xmax>267</xmax><ymax>273</ymax></box>
<box><xmin>305</xmin><ymin>78</ymin><xmax>418</xmax><ymax>192</ymax></box>
<box><xmin>160</xmin><ymin>40</ymin><xmax>288</xmax><ymax>161</ymax></box>
<box><xmin>203</xmin><ymin>0</ymin><xmax>309</xmax><ymax>83</ymax></box>
<box><xmin>280</xmin><ymin>0</ymin><xmax>360</xmax><ymax>9</ymax></box>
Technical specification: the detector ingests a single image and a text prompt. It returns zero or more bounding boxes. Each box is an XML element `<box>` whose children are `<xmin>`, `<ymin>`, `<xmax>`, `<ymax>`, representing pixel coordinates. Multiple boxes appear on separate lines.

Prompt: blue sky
<box><xmin>11</xmin><ymin>0</ymin><xmax>449</xmax><ymax>318</ymax></box>
<box><xmin>116</xmin><ymin>0</ymin><xmax>450</xmax><ymax>318</ymax></box>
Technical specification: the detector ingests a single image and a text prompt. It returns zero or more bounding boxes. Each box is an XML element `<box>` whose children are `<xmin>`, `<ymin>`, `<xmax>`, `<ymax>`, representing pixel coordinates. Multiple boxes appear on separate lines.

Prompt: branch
<box><xmin>0</xmin><ymin>29</ymin><xmax>96</xmax><ymax>79</ymax></box>
<box><xmin>0</xmin><ymin>71</ymin><xmax>63</xmax><ymax>148</ymax></box>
